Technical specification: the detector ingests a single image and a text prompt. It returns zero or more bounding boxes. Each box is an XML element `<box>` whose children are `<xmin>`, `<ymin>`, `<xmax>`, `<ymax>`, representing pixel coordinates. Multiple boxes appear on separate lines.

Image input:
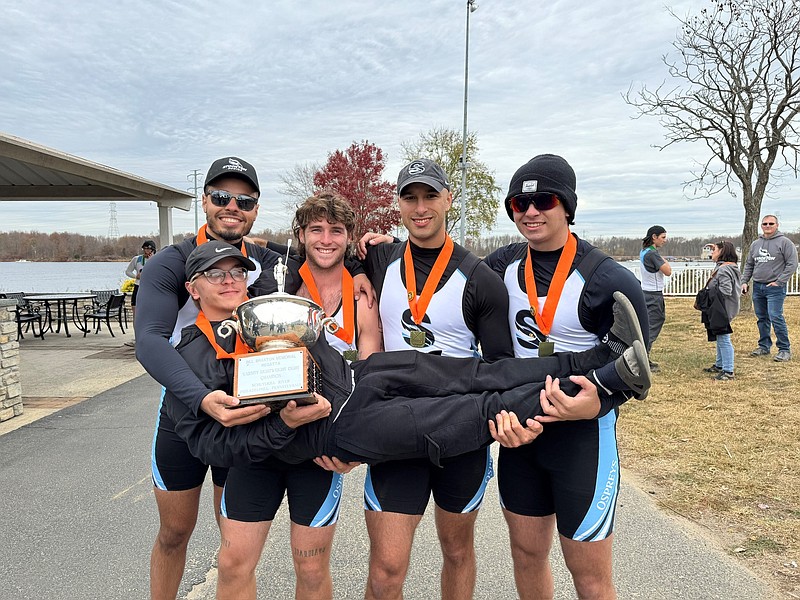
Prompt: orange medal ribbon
<box><xmin>195</xmin><ymin>311</ymin><xmax>252</xmax><ymax>359</ymax></box>
<box><xmin>298</xmin><ymin>262</ymin><xmax>355</xmax><ymax>346</ymax></box>
<box><xmin>524</xmin><ymin>232</ymin><xmax>577</xmax><ymax>337</ymax></box>
<box><xmin>196</xmin><ymin>224</ymin><xmax>248</xmax><ymax>257</ymax></box>
<box><xmin>404</xmin><ymin>236</ymin><xmax>454</xmax><ymax>324</ymax></box>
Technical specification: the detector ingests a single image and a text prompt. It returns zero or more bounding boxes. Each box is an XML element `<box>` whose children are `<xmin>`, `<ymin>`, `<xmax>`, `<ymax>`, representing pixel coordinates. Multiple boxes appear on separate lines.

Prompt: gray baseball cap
<box><xmin>397</xmin><ymin>158</ymin><xmax>450</xmax><ymax>195</ymax></box>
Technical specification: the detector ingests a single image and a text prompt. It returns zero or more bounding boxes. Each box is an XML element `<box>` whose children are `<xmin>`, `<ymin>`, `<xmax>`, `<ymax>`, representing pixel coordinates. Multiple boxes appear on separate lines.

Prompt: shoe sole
<box><xmin>612</xmin><ymin>291</ymin><xmax>645</xmax><ymax>348</ymax></box>
<box><xmin>617</xmin><ymin>340</ymin><xmax>651</xmax><ymax>400</ymax></box>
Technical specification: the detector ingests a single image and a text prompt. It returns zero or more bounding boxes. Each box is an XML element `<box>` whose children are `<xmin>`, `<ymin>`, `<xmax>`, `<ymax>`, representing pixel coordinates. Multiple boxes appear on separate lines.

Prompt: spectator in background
<box><xmin>741</xmin><ymin>215</ymin><xmax>798</xmax><ymax>362</ymax></box>
<box><xmin>698</xmin><ymin>241</ymin><xmax>742</xmax><ymax>380</ymax></box>
<box><xmin>124</xmin><ymin>239</ymin><xmax>156</xmax><ymax>346</ymax></box>
<box><xmin>639</xmin><ymin>226</ymin><xmax>672</xmax><ymax>372</ymax></box>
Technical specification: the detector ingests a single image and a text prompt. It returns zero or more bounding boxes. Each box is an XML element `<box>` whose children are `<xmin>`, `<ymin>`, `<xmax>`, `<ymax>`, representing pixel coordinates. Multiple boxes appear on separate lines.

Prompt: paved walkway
<box><xmin>0</xmin><ymin>332</ymin><xmax>777</xmax><ymax>599</ymax></box>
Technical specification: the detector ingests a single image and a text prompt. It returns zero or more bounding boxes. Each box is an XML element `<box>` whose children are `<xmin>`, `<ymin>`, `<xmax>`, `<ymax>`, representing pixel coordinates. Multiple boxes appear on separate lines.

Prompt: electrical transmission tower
<box><xmin>187</xmin><ymin>170</ymin><xmax>202</xmax><ymax>232</ymax></box>
<box><xmin>108</xmin><ymin>202</ymin><xmax>120</xmax><ymax>238</ymax></box>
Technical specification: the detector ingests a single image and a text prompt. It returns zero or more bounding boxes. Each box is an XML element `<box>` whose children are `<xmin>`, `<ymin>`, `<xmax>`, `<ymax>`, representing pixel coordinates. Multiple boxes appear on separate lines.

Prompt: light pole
<box><xmin>459</xmin><ymin>0</ymin><xmax>477</xmax><ymax>247</ymax></box>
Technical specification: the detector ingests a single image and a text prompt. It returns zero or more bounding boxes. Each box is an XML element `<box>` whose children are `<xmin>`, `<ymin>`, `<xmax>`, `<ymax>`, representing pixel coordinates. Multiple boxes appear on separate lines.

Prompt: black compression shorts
<box><xmin>363</xmin><ymin>447</ymin><xmax>493</xmax><ymax>515</ymax></box>
<box><xmin>497</xmin><ymin>414</ymin><xmax>620</xmax><ymax>541</ymax></box>
<box><xmin>221</xmin><ymin>458</ymin><xmax>344</xmax><ymax>527</ymax></box>
<box><xmin>151</xmin><ymin>405</ymin><xmax>228</xmax><ymax>491</ymax></box>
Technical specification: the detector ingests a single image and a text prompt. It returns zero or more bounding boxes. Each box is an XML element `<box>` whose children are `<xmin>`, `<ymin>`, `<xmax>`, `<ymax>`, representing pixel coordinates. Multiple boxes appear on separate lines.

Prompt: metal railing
<box><xmin>620</xmin><ymin>264</ymin><xmax>800</xmax><ymax>296</ymax></box>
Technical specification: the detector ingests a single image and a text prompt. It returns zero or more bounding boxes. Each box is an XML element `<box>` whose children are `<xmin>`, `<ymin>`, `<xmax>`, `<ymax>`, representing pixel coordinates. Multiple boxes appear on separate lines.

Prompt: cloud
<box><xmin>1</xmin><ymin>0</ymin><xmax>796</xmax><ymax>240</ymax></box>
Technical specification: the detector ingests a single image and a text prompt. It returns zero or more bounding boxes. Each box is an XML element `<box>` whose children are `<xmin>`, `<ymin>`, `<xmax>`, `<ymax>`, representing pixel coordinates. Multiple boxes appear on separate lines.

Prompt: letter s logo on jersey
<box><xmin>514</xmin><ymin>308</ymin><xmax>547</xmax><ymax>350</ymax></box>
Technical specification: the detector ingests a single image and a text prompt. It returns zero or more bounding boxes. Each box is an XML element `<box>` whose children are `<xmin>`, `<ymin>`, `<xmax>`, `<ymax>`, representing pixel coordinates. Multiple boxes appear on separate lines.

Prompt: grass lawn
<box><xmin>618</xmin><ymin>296</ymin><xmax>799</xmax><ymax>596</ymax></box>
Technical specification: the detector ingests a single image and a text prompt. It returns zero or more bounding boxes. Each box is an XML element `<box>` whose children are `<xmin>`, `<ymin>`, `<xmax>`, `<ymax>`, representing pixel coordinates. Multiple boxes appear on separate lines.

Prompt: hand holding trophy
<box><xmin>231</xmin><ymin>247</ymin><xmax>336</xmax><ymax>410</ymax></box>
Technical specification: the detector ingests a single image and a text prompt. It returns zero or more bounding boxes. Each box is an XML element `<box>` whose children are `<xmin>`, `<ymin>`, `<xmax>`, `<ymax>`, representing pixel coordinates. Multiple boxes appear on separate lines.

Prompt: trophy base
<box><xmin>236</xmin><ymin>392</ymin><xmax>319</xmax><ymax>411</ymax></box>
<box><xmin>232</xmin><ymin>347</ymin><xmax>323</xmax><ymax>411</ymax></box>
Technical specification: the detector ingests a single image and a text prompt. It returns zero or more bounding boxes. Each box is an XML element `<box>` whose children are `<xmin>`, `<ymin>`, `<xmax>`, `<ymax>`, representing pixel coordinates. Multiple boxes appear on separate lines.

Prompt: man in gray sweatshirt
<box><xmin>741</xmin><ymin>215</ymin><xmax>798</xmax><ymax>361</ymax></box>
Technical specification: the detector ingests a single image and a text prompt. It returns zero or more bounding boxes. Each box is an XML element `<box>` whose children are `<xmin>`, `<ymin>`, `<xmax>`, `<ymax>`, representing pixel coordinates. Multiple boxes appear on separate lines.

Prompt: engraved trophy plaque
<box><xmin>231</xmin><ymin>257</ymin><xmax>335</xmax><ymax>410</ymax></box>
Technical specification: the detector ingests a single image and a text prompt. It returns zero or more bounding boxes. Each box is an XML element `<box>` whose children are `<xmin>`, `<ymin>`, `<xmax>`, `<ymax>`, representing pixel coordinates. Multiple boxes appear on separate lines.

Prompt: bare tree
<box><xmin>625</xmin><ymin>0</ymin><xmax>800</xmax><ymax>275</ymax></box>
<box><xmin>277</xmin><ymin>161</ymin><xmax>321</xmax><ymax>213</ymax></box>
<box><xmin>401</xmin><ymin>127</ymin><xmax>501</xmax><ymax>240</ymax></box>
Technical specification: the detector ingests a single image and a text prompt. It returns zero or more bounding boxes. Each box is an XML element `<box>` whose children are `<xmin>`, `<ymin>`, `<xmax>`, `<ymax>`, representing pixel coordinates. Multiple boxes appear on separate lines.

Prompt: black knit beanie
<box><xmin>504</xmin><ymin>154</ymin><xmax>578</xmax><ymax>224</ymax></box>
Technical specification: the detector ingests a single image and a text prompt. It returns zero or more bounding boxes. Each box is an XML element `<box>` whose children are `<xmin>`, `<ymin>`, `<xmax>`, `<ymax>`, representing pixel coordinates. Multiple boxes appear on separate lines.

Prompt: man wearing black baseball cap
<box><xmin>137</xmin><ymin>155</ymin><xmax>375</xmax><ymax>598</ymax></box>
<box><xmin>136</xmin><ymin>156</ymin><xmax>289</xmax><ymax>598</ymax></box>
<box><xmin>483</xmin><ymin>154</ymin><xmax>650</xmax><ymax>599</ymax></box>
<box><xmin>358</xmin><ymin>158</ymin><xmax>514</xmax><ymax>599</ymax></box>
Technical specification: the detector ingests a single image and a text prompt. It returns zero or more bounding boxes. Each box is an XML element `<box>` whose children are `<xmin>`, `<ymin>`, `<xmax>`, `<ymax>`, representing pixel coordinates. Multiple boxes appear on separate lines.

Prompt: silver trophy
<box><xmin>229</xmin><ymin>250</ymin><xmax>337</xmax><ymax>409</ymax></box>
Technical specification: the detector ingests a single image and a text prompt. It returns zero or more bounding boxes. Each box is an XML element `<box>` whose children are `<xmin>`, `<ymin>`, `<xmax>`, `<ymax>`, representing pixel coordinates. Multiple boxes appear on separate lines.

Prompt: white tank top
<box><xmin>379</xmin><ymin>256</ymin><xmax>477</xmax><ymax>357</ymax></box>
<box><xmin>503</xmin><ymin>258</ymin><xmax>598</xmax><ymax>356</ymax></box>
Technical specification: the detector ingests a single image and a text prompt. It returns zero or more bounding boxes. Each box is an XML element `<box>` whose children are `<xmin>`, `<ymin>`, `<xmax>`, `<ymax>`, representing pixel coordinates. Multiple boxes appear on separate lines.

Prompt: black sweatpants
<box><xmin>280</xmin><ymin>342</ymin><xmax>613</xmax><ymax>466</ymax></box>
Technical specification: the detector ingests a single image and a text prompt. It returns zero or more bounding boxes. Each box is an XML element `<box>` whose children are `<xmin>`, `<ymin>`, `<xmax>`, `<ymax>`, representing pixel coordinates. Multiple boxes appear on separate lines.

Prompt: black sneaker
<box><xmin>703</xmin><ymin>365</ymin><xmax>723</xmax><ymax>373</ymax></box>
<box><xmin>715</xmin><ymin>371</ymin><xmax>735</xmax><ymax>381</ymax></box>
<box><xmin>649</xmin><ymin>360</ymin><xmax>660</xmax><ymax>373</ymax></box>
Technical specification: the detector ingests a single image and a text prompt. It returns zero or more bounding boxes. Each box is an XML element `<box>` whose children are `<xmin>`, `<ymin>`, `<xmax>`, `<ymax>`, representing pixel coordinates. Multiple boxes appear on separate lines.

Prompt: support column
<box><xmin>0</xmin><ymin>299</ymin><xmax>23</xmax><ymax>422</ymax></box>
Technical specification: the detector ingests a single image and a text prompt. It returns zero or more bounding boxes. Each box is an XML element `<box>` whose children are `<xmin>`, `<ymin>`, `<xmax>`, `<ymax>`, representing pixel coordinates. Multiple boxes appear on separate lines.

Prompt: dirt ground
<box><xmin>618</xmin><ymin>296</ymin><xmax>800</xmax><ymax>597</ymax></box>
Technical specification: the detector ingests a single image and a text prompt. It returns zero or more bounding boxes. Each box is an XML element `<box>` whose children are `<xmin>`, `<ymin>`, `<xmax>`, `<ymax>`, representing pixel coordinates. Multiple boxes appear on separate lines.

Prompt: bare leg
<box><xmin>364</xmin><ymin>511</ymin><xmax>422</xmax><ymax>599</ymax></box>
<box><xmin>150</xmin><ymin>486</ymin><xmax>202</xmax><ymax>600</ymax></box>
<box><xmin>290</xmin><ymin>522</ymin><xmax>337</xmax><ymax>600</ymax></box>
<box><xmin>502</xmin><ymin>510</ymin><xmax>556</xmax><ymax>600</ymax></box>
<box><xmin>560</xmin><ymin>534</ymin><xmax>616</xmax><ymax>600</ymax></box>
<box><xmin>217</xmin><ymin>518</ymin><xmax>271</xmax><ymax>600</ymax></box>
<box><xmin>435</xmin><ymin>507</ymin><xmax>478</xmax><ymax>600</ymax></box>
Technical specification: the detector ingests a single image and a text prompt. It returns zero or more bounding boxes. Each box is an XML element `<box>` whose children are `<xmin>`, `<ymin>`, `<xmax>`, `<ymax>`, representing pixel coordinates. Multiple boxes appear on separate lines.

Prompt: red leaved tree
<box><xmin>313</xmin><ymin>141</ymin><xmax>400</xmax><ymax>240</ymax></box>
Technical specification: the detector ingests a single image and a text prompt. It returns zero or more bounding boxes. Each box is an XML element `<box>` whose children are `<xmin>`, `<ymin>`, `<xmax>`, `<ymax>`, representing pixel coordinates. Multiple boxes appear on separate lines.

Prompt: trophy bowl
<box><xmin>234</xmin><ymin>293</ymin><xmax>332</xmax><ymax>352</ymax></box>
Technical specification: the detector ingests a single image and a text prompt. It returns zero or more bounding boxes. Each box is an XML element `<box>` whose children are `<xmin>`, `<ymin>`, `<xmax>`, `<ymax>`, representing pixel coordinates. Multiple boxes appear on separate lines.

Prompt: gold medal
<box><xmin>538</xmin><ymin>341</ymin><xmax>555</xmax><ymax>357</ymax></box>
<box><xmin>410</xmin><ymin>330</ymin><xmax>426</xmax><ymax>348</ymax></box>
<box><xmin>343</xmin><ymin>349</ymin><xmax>358</xmax><ymax>362</ymax></box>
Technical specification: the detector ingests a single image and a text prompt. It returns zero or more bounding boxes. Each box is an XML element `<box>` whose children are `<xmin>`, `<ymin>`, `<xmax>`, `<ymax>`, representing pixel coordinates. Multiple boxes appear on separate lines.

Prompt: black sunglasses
<box><xmin>207</xmin><ymin>190</ymin><xmax>259</xmax><ymax>212</ymax></box>
<box><xmin>509</xmin><ymin>192</ymin><xmax>561</xmax><ymax>214</ymax></box>
<box><xmin>761</xmin><ymin>221</ymin><xmax>776</xmax><ymax>226</ymax></box>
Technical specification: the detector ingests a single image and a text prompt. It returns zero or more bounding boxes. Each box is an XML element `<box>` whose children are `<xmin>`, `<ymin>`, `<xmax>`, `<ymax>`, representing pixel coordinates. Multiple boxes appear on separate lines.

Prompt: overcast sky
<box><xmin>1</xmin><ymin>0</ymin><xmax>797</xmax><ymax>241</ymax></box>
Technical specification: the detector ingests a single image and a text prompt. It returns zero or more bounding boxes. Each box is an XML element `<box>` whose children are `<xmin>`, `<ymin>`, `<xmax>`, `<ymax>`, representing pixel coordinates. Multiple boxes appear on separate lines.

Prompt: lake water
<box><xmin>0</xmin><ymin>262</ymin><xmax>130</xmax><ymax>293</ymax></box>
<box><xmin>0</xmin><ymin>260</ymin><xmax>717</xmax><ymax>295</ymax></box>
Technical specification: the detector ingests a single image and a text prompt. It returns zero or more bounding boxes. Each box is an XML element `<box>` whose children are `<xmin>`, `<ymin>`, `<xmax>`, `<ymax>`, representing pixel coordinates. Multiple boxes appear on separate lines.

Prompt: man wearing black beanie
<box><xmin>483</xmin><ymin>154</ymin><xmax>649</xmax><ymax>599</ymax></box>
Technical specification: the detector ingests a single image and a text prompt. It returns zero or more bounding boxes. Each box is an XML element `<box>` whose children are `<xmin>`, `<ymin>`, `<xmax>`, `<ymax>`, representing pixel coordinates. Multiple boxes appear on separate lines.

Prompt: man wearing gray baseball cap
<box><xmin>358</xmin><ymin>157</ymin><xmax>515</xmax><ymax>599</ymax></box>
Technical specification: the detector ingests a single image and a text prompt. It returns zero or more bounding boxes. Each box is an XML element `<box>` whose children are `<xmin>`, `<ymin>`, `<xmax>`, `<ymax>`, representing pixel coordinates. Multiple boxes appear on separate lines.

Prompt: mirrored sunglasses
<box><xmin>208</xmin><ymin>190</ymin><xmax>259</xmax><ymax>212</ymax></box>
<box><xmin>509</xmin><ymin>192</ymin><xmax>561</xmax><ymax>213</ymax></box>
